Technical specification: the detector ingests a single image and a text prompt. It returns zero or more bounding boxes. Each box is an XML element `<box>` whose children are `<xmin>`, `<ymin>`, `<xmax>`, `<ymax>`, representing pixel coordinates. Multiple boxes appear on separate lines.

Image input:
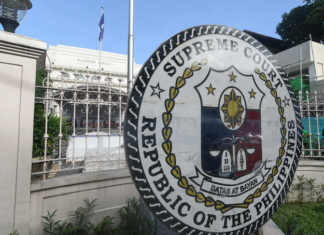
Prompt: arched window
<box><xmin>91</xmin><ymin>76</ymin><xmax>99</xmax><ymax>81</ymax></box>
<box><xmin>77</xmin><ymin>74</ymin><xmax>85</xmax><ymax>80</ymax></box>
<box><xmin>57</xmin><ymin>73</ymin><xmax>70</xmax><ymax>79</ymax></box>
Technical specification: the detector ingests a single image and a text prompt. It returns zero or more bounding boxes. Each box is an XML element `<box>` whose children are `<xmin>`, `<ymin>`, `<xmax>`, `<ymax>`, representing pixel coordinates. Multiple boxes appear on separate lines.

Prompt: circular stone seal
<box><xmin>124</xmin><ymin>25</ymin><xmax>302</xmax><ymax>235</ymax></box>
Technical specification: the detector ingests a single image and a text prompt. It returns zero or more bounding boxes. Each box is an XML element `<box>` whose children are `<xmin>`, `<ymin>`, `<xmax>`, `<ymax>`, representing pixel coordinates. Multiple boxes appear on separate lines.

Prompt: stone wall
<box><xmin>29</xmin><ymin>168</ymin><xmax>138</xmax><ymax>235</ymax></box>
<box><xmin>29</xmin><ymin>160</ymin><xmax>324</xmax><ymax>234</ymax></box>
<box><xmin>287</xmin><ymin>160</ymin><xmax>324</xmax><ymax>202</ymax></box>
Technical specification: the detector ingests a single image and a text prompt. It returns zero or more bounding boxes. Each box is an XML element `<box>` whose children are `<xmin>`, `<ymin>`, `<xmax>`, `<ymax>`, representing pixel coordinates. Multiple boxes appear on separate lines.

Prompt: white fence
<box><xmin>31</xmin><ymin>67</ymin><xmax>324</xmax><ymax>180</ymax></box>
<box><xmin>32</xmin><ymin>67</ymin><xmax>127</xmax><ymax>180</ymax></box>
<box><xmin>299</xmin><ymin>90</ymin><xmax>324</xmax><ymax>159</ymax></box>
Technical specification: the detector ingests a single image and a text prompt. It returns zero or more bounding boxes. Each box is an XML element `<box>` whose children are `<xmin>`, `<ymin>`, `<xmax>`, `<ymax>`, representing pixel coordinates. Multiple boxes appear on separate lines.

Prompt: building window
<box><xmin>91</xmin><ymin>76</ymin><xmax>99</xmax><ymax>81</ymax></box>
<box><xmin>77</xmin><ymin>74</ymin><xmax>85</xmax><ymax>80</ymax></box>
<box><xmin>57</xmin><ymin>73</ymin><xmax>70</xmax><ymax>79</ymax></box>
<box><xmin>104</xmin><ymin>77</ymin><xmax>111</xmax><ymax>82</ymax></box>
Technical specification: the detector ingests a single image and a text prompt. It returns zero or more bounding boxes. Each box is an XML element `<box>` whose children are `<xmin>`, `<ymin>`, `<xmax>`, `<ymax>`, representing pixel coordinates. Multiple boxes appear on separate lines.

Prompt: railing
<box><xmin>300</xmin><ymin>90</ymin><xmax>324</xmax><ymax>159</ymax></box>
<box><xmin>32</xmin><ymin>66</ymin><xmax>128</xmax><ymax>180</ymax></box>
<box><xmin>31</xmin><ymin>68</ymin><xmax>324</xmax><ymax>181</ymax></box>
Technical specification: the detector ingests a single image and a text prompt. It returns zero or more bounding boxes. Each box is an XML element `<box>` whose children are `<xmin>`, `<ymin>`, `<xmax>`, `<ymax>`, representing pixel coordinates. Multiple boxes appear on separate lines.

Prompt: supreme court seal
<box><xmin>124</xmin><ymin>25</ymin><xmax>302</xmax><ymax>235</ymax></box>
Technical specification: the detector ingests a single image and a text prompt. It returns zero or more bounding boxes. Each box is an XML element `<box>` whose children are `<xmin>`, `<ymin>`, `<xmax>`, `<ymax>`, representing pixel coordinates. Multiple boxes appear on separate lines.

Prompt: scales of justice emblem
<box><xmin>195</xmin><ymin>66</ymin><xmax>265</xmax><ymax>180</ymax></box>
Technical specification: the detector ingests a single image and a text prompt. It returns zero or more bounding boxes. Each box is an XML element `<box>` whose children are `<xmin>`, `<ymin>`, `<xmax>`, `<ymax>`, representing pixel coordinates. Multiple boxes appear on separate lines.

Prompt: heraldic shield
<box><xmin>195</xmin><ymin>66</ymin><xmax>265</xmax><ymax>180</ymax></box>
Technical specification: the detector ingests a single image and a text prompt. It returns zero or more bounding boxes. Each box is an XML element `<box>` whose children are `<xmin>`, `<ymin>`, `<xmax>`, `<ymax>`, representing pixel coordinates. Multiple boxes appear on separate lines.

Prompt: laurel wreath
<box><xmin>161</xmin><ymin>60</ymin><xmax>287</xmax><ymax>213</ymax></box>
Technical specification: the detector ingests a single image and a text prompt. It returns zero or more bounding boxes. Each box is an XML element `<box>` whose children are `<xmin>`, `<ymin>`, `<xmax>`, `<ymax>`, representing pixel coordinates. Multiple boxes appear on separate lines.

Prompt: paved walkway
<box><xmin>48</xmin><ymin>164</ymin><xmax>58</xmax><ymax>178</ymax></box>
<box><xmin>47</xmin><ymin>161</ymin><xmax>84</xmax><ymax>178</ymax></box>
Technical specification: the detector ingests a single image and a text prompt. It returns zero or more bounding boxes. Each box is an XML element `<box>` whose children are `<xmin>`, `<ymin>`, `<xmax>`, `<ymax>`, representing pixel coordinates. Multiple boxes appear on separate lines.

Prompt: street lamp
<box><xmin>0</xmin><ymin>0</ymin><xmax>32</xmax><ymax>33</ymax></box>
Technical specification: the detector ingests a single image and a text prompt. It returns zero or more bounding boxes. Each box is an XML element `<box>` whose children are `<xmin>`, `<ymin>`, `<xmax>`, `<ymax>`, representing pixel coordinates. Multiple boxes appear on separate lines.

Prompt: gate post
<box><xmin>0</xmin><ymin>31</ymin><xmax>46</xmax><ymax>235</ymax></box>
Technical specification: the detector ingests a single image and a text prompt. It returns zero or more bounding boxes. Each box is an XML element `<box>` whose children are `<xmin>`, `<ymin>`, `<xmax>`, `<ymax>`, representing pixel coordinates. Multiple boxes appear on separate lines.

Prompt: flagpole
<box><xmin>99</xmin><ymin>6</ymin><xmax>104</xmax><ymax>73</ymax></box>
<box><xmin>127</xmin><ymin>0</ymin><xmax>134</xmax><ymax>94</ymax></box>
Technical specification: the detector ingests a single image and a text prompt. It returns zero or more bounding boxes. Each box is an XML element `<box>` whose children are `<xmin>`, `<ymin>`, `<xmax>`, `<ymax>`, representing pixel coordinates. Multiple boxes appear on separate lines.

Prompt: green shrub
<box><xmin>273</xmin><ymin>202</ymin><xmax>324</xmax><ymax>234</ymax></box>
<box><xmin>42</xmin><ymin>209</ymin><xmax>61</xmax><ymax>235</ymax></box>
<box><xmin>67</xmin><ymin>198</ymin><xmax>98</xmax><ymax>235</ymax></box>
<box><xmin>41</xmin><ymin>197</ymin><xmax>159</xmax><ymax>235</ymax></box>
<box><xmin>93</xmin><ymin>216</ymin><xmax>114</xmax><ymax>235</ymax></box>
<box><xmin>296</xmin><ymin>175</ymin><xmax>305</xmax><ymax>203</ymax></box>
<box><xmin>115</xmin><ymin>197</ymin><xmax>157</xmax><ymax>235</ymax></box>
<box><xmin>9</xmin><ymin>230</ymin><xmax>19</xmax><ymax>235</ymax></box>
<box><xmin>42</xmin><ymin>198</ymin><xmax>100</xmax><ymax>235</ymax></box>
<box><xmin>33</xmin><ymin>105</ymin><xmax>71</xmax><ymax>157</ymax></box>
<box><xmin>303</xmin><ymin>132</ymin><xmax>324</xmax><ymax>158</ymax></box>
<box><xmin>35</xmin><ymin>68</ymin><xmax>47</xmax><ymax>98</ymax></box>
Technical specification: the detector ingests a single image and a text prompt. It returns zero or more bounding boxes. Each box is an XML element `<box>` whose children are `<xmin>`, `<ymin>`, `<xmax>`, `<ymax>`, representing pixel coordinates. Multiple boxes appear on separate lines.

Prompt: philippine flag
<box><xmin>99</xmin><ymin>13</ymin><xmax>104</xmax><ymax>41</ymax></box>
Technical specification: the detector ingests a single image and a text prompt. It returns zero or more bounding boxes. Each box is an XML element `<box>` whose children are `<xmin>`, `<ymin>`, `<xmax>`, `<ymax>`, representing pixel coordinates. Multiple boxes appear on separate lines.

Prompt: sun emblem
<box><xmin>221</xmin><ymin>89</ymin><xmax>245</xmax><ymax>129</ymax></box>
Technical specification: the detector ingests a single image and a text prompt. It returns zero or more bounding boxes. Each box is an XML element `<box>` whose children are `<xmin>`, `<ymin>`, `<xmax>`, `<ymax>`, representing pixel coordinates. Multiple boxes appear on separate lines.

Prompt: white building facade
<box><xmin>45</xmin><ymin>45</ymin><xmax>142</xmax><ymax>126</ymax></box>
<box><xmin>276</xmin><ymin>41</ymin><xmax>324</xmax><ymax>95</ymax></box>
<box><xmin>276</xmin><ymin>41</ymin><xmax>324</xmax><ymax>141</ymax></box>
<box><xmin>35</xmin><ymin>45</ymin><xmax>143</xmax><ymax>173</ymax></box>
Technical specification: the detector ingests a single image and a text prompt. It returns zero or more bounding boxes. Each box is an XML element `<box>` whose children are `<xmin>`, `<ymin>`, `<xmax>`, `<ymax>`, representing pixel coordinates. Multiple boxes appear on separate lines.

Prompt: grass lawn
<box><xmin>272</xmin><ymin>202</ymin><xmax>324</xmax><ymax>235</ymax></box>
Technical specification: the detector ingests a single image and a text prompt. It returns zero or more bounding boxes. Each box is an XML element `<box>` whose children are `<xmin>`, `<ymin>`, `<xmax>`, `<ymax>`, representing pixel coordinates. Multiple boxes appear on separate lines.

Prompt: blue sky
<box><xmin>13</xmin><ymin>0</ymin><xmax>304</xmax><ymax>65</ymax></box>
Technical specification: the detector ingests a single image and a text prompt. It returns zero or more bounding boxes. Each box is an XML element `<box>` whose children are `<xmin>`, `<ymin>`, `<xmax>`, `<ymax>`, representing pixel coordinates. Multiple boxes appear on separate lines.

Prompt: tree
<box><xmin>33</xmin><ymin>68</ymin><xmax>71</xmax><ymax>157</ymax></box>
<box><xmin>276</xmin><ymin>0</ymin><xmax>324</xmax><ymax>46</ymax></box>
<box><xmin>33</xmin><ymin>105</ymin><xmax>71</xmax><ymax>157</ymax></box>
<box><xmin>35</xmin><ymin>68</ymin><xmax>47</xmax><ymax>98</ymax></box>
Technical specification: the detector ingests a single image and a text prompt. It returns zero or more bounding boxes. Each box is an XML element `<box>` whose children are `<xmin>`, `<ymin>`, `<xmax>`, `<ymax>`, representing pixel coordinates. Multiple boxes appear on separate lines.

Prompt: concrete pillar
<box><xmin>0</xmin><ymin>31</ymin><xmax>46</xmax><ymax>235</ymax></box>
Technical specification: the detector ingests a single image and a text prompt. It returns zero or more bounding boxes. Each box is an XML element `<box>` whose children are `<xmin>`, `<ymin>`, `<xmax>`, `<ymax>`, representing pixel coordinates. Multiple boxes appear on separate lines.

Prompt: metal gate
<box><xmin>32</xmin><ymin>66</ymin><xmax>128</xmax><ymax>180</ymax></box>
